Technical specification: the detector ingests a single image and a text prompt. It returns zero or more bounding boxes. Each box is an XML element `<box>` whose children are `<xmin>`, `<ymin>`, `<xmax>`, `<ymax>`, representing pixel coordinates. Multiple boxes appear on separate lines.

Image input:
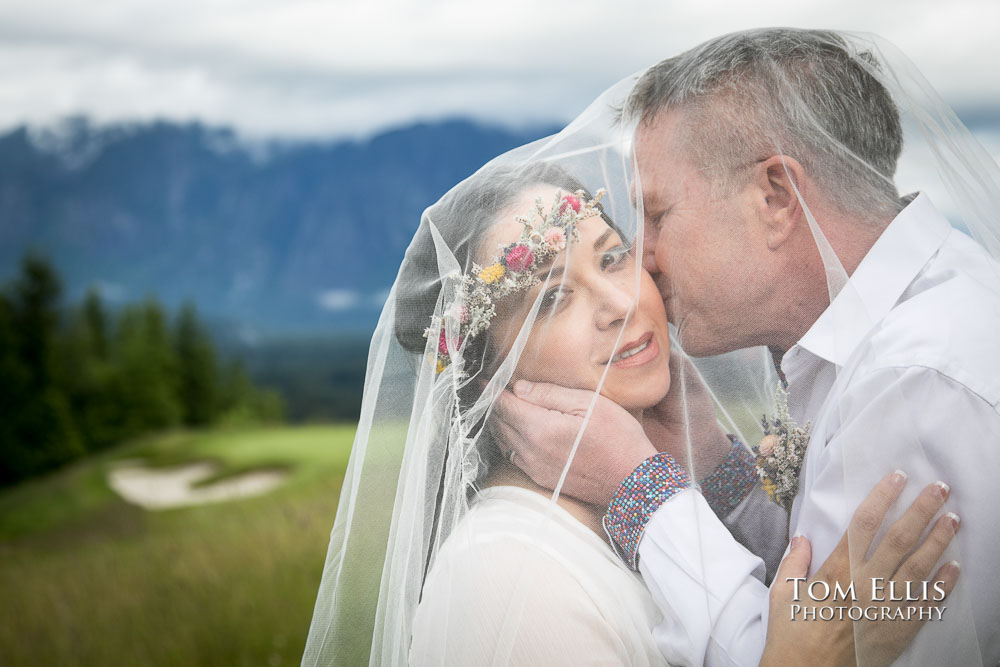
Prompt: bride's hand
<box><xmin>761</xmin><ymin>471</ymin><xmax>961</xmax><ymax>666</ymax></box>
<box><xmin>494</xmin><ymin>381</ymin><xmax>656</xmax><ymax>506</ymax></box>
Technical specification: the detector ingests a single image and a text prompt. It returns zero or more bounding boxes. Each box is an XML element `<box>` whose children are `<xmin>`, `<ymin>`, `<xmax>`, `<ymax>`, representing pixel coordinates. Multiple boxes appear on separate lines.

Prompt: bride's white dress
<box><xmin>410</xmin><ymin>486</ymin><xmax>667</xmax><ymax>666</ymax></box>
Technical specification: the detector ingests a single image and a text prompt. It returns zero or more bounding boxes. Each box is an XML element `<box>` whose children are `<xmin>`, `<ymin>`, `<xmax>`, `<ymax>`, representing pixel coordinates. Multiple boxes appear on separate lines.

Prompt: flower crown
<box><xmin>424</xmin><ymin>188</ymin><xmax>607</xmax><ymax>374</ymax></box>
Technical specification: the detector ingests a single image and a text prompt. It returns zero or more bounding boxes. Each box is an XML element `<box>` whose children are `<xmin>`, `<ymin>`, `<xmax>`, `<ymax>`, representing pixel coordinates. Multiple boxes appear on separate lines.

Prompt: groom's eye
<box><xmin>649</xmin><ymin>207</ymin><xmax>672</xmax><ymax>230</ymax></box>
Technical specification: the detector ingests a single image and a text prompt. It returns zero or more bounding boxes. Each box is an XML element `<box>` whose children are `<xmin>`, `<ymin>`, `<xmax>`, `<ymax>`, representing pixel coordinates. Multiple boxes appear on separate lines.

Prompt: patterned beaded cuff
<box><xmin>602</xmin><ymin>452</ymin><xmax>692</xmax><ymax>571</ymax></box>
<box><xmin>698</xmin><ymin>437</ymin><xmax>758</xmax><ymax>518</ymax></box>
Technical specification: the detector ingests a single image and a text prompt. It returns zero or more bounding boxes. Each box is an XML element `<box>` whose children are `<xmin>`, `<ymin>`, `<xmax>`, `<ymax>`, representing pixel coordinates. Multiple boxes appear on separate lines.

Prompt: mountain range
<box><xmin>4</xmin><ymin>113</ymin><xmax>998</xmax><ymax>340</ymax></box>
<box><xmin>0</xmin><ymin>117</ymin><xmax>558</xmax><ymax>336</ymax></box>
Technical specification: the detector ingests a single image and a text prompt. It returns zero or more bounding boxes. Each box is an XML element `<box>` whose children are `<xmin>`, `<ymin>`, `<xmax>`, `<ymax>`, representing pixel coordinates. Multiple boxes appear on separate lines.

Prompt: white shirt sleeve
<box><xmin>637</xmin><ymin>489</ymin><xmax>769</xmax><ymax>667</ymax></box>
<box><xmin>719</xmin><ymin>484</ymin><xmax>788</xmax><ymax>585</ymax></box>
<box><xmin>795</xmin><ymin>365</ymin><xmax>1000</xmax><ymax>665</ymax></box>
<box><xmin>637</xmin><ymin>364</ymin><xmax>1000</xmax><ymax>666</ymax></box>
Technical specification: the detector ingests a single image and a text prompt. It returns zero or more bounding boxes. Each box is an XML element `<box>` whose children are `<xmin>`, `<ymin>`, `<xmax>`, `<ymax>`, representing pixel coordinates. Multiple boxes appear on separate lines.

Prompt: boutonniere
<box><xmin>753</xmin><ymin>385</ymin><xmax>811</xmax><ymax>513</ymax></box>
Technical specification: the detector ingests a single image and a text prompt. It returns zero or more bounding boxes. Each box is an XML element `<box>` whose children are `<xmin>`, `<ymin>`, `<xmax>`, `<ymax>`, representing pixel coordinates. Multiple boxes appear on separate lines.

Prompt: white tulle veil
<box><xmin>302</xmin><ymin>28</ymin><xmax>1000</xmax><ymax>666</ymax></box>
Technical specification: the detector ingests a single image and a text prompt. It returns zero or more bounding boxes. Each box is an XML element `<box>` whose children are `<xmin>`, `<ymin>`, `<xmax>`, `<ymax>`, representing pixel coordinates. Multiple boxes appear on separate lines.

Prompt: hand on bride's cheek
<box><xmin>482</xmin><ymin>192</ymin><xmax>672</xmax><ymax>413</ymax></box>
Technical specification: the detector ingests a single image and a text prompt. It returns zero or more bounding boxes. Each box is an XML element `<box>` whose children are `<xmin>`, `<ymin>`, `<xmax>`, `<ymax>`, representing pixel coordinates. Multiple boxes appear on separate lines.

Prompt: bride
<box><xmin>403</xmin><ymin>164</ymin><xmax>680</xmax><ymax>664</ymax></box>
<box><xmin>301</xmin><ymin>53</ymin><xmax>963</xmax><ymax>666</ymax></box>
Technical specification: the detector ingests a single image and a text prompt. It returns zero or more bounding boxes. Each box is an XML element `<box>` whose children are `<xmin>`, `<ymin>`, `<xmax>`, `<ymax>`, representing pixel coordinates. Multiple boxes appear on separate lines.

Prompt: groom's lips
<box><xmin>603</xmin><ymin>331</ymin><xmax>658</xmax><ymax>369</ymax></box>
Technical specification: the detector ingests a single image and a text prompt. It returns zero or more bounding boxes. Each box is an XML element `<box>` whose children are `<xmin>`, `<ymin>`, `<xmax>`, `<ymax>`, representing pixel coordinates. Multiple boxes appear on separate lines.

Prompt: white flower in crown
<box><xmin>424</xmin><ymin>188</ymin><xmax>607</xmax><ymax>373</ymax></box>
<box><xmin>752</xmin><ymin>384</ymin><xmax>811</xmax><ymax>513</ymax></box>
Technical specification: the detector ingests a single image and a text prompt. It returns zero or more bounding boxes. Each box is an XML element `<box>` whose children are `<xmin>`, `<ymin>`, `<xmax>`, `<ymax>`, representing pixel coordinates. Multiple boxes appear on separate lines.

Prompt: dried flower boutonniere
<box><xmin>753</xmin><ymin>384</ymin><xmax>811</xmax><ymax>513</ymax></box>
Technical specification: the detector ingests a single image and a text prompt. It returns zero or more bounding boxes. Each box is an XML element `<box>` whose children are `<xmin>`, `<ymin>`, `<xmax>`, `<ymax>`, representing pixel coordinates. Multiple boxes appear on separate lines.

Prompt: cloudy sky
<box><xmin>0</xmin><ymin>0</ymin><xmax>998</xmax><ymax>139</ymax></box>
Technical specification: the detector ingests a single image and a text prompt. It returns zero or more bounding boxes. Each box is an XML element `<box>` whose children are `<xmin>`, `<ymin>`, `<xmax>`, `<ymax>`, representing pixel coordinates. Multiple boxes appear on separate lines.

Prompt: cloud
<box><xmin>91</xmin><ymin>279</ymin><xmax>128</xmax><ymax>302</ymax></box>
<box><xmin>317</xmin><ymin>289</ymin><xmax>360</xmax><ymax>311</ymax></box>
<box><xmin>0</xmin><ymin>0</ymin><xmax>998</xmax><ymax>139</ymax></box>
<box><xmin>318</xmin><ymin>288</ymin><xmax>393</xmax><ymax>311</ymax></box>
<box><xmin>370</xmin><ymin>289</ymin><xmax>391</xmax><ymax>308</ymax></box>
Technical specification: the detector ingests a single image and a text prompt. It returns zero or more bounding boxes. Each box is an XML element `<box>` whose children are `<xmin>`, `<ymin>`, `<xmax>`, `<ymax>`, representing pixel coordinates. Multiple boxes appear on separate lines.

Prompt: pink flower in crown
<box><xmin>504</xmin><ymin>244</ymin><xmax>534</xmax><ymax>272</ymax></box>
<box><xmin>544</xmin><ymin>227</ymin><xmax>566</xmax><ymax>251</ymax></box>
<box><xmin>438</xmin><ymin>328</ymin><xmax>462</xmax><ymax>355</ymax></box>
<box><xmin>559</xmin><ymin>194</ymin><xmax>582</xmax><ymax>214</ymax></box>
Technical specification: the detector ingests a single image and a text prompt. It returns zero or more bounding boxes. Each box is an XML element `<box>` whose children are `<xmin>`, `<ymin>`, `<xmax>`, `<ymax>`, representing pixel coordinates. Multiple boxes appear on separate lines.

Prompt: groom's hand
<box><xmin>495</xmin><ymin>381</ymin><xmax>656</xmax><ymax>506</ymax></box>
<box><xmin>644</xmin><ymin>349</ymin><xmax>732</xmax><ymax>476</ymax></box>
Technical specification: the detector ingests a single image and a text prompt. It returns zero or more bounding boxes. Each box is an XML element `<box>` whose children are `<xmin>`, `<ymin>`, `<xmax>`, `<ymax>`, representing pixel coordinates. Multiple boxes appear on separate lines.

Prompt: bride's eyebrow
<box><xmin>527</xmin><ymin>229</ymin><xmax>616</xmax><ymax>292</ymax></box>
<box><xmin>536</xmin><ymin>263</ymin><xmax>564</xmax><ymax>283</ymax></box>
<box><xmin>522</xmin><ymin>226</ymin><xmax>619</xmax><ymax>295</ymax></box>
<box><xmin>594</xmin><ymin>228</ymin><xmax>615</xmax><ymax>249</ymax></box>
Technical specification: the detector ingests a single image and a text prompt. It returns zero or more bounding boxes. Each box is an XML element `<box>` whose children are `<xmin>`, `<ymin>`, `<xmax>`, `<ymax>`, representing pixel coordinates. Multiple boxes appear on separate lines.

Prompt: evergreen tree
<box><xmin>0</xmin><ymin>293</ymin><xmax>31</xmax><ymax>483</ymax></box>
<box><xmin>111</xmin><ymin>298</ymin><xmax>181</xmax><ymax>438</ymax></box>
<box><xmin>0</xmin><ymin>255</ymin><xmax>82</xmax><ymax>485</ymax></box>
<box><xmin>82</xmin><ymin>289</ymin><xmax>109</xmax><ymax>361</ymax></box>
<box><xmin>174</xmin><ymin>302</ymin><xmax>218</xmax><ymax>426</ymax></box>
<box><xmin>58</xmin><ymin>289</ymin><xmax>119</xmax><ymax>451</ymax></box>
<box><xmin>0</xmin><ymin>254</ymin><xmax>288</xmax><ymax>485</ymax></box>
<box><xmin>13</xmin><ymin>254</ymin><xmax>61</xmax><ymax>391</ymax></box>
<box><xmin>217</xmin><ymin>358</ymin><xmax>284</xmax><ymax>425</ymax></box>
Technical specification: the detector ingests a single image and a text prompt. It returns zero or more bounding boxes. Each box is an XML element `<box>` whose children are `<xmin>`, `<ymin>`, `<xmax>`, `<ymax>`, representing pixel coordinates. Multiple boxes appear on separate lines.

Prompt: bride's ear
<box><xmin>755</xmin><ymin>155</ymin><xmax>805</xmax><ymax>251</ymax></box>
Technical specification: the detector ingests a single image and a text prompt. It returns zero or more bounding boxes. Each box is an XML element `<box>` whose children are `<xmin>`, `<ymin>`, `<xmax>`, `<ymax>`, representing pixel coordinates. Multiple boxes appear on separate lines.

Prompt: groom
<box><xmin>499</xmin><ymin>29</ymin><xmax>1000</xmax><ymax>665</ymax></box>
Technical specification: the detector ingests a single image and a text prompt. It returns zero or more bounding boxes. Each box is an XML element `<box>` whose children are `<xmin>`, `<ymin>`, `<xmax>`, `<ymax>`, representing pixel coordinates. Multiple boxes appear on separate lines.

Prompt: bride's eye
<box><xmin>538</xmin><ymin>286</ymin><xmax>565</xmax><ymax>313</ymax></box>
<box><xmin>600</xmin><ymin>245</ymin><xmax>632</xmax><ymax>270</ymax></box>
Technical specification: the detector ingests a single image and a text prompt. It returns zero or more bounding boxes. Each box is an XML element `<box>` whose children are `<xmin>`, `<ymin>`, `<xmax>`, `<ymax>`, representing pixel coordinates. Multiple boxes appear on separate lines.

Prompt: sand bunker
<box><xmin>107</xmin><ymin>460</ymin><xmax>287</xmax><ymax>510</ymax></box>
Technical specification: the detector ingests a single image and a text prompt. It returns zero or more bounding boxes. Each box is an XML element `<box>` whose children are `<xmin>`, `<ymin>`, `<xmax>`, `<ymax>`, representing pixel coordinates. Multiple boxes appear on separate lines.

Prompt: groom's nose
<box><xmin>641</xmin><ymin>221</ymin><xmax>661</xmax><ymax>276</ymax></box>
<box><xmin>652</xmin><ymin>271</ymin><xmax>672</xmax><ymax>302</ymax></box>
<box><xmin>642</xmin><ymin>246</ymin><xmax>660</xmax><ymax>275</ymax></box>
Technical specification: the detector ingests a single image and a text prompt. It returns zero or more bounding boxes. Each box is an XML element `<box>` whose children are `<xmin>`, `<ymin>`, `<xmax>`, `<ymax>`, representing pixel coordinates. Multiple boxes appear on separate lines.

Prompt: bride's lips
<box><xmin>603</xmin><ymin>331</ymin><xmax>659</xmax><ymax>369</ymax></box>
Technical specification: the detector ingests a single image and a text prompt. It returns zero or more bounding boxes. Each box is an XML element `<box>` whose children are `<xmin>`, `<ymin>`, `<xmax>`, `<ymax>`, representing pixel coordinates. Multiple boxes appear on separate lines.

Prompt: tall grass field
<box><xmin>0</xmin><ymin>425</ymin><xmax>355</xmax><ymax>666</ymax></box>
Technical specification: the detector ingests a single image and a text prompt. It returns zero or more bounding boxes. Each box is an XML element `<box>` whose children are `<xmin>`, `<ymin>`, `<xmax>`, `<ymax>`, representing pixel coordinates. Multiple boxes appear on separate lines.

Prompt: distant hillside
<box><xmin>0</xmin><ymin>118</ymin><xmax>559</xmax><ymax>335</ymax></box>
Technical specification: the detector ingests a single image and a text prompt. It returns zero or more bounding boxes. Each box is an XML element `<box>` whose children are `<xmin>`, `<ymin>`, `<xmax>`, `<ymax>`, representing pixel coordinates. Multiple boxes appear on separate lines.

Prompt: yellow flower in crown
<box><xmin>424</xmin><ymin>188</ymin><xmax>607</xmax><ymax>374</ymax></box>
<box><xmin>478</xmin><ymin>263</ymin><xmax>506</xmax><ymax>284</ymax></box>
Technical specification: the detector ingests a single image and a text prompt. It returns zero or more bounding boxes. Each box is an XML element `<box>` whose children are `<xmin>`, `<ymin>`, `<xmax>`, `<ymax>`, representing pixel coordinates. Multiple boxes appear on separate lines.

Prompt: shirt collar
<box><xmin>791</xmin><ymin>192</ymin><xmax>952</xmax><ymax>368</ymax></box>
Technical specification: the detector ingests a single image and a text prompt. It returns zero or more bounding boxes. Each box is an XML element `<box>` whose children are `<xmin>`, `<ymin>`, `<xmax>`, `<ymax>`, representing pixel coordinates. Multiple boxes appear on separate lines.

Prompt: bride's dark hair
<box><xmin>393</xmin><ymin>162</ymin><xmax>595</xmax><ymax>486</ymax></box>
<box><xmin>394</xmin><ymin>161</ymin><xmax>590</xmax><ymax>368</ymax></box>
<box><xmin>393</xmin><ymin>162</ymin><xmax>597</xmax><ymax>583</ymax></box>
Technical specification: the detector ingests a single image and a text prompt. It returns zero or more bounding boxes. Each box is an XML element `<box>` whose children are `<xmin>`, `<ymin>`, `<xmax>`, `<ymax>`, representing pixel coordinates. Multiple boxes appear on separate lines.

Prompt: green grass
<box><xmin>0</xmin><ymin>424</ymin><xmax>356</xmax><ymax>666</ymax></box>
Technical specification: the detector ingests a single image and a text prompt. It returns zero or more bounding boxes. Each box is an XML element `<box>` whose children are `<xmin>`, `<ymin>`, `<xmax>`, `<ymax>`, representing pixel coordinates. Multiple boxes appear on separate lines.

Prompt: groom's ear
<box><xmin>754</xmin><ymin>155</ymin><xmax>805</xmax><ymax>251</ymax></box>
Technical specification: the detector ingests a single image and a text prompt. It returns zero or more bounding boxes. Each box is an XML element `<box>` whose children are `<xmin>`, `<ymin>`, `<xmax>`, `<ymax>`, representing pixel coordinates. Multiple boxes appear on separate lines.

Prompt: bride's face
<box><xmin>483</xmin><ymin>185</ymin><xmax>672</xmax><ymax>412</ymax></box>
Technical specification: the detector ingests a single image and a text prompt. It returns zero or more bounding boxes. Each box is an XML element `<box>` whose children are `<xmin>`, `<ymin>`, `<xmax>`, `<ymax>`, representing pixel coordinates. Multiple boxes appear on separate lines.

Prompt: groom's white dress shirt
<box><xmin>637</xmin><ymin>193</ymin><xmax>1000</xmax><ymax>666</ymax></box>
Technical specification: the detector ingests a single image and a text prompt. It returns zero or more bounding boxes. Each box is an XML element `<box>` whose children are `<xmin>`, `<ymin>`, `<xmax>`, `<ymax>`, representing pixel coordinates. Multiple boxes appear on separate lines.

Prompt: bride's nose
<box><xmin>594</xmin><ymin>279</ymin><xmax>634</xmax><ymax>331</ymax></box>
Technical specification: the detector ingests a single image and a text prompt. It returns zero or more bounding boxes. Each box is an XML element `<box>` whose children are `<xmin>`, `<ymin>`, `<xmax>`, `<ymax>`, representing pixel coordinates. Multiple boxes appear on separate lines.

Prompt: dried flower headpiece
<box><xmin>424</xmin><ymin>188</ymin><xmax>607</xmax><ymax>374</ymax></box>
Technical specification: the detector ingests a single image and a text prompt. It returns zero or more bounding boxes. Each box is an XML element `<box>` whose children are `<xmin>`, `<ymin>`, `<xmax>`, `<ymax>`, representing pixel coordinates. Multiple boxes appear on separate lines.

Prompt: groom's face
<box><xmin>635</xmin><ymin>109</ymin><xmax>764</xmax><ymax>356</ymax></box>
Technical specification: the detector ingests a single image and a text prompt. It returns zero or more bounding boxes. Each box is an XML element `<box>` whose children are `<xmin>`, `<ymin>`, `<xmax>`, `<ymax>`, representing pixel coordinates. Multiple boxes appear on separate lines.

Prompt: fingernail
<box><xmin>934</xmin><ymin>480</ymin><xmax>951</xmax><ymax>499</ymax></box>
<box><xmin>945</xmin><ymin>511</ymin><xmax>961</xmax><ymax>531</ymax></box>
<box><xmin>513</xmin><ymin>380</ymin><xmax>531</xmax><ymax>397</ymax></box>
<box><xmin>944</xmin><ymin>560</ymin><xmax>961</xmax><ymax>576</ymax></box>
<box><xmin>791</xmin><ymin>531</ymin><xmax>806</xmax><ymax>547</ymax></box>
<box><xmin>892</xmin><ymin>469</ymin><xmax>908</xmax><ymax>486</ymax></box>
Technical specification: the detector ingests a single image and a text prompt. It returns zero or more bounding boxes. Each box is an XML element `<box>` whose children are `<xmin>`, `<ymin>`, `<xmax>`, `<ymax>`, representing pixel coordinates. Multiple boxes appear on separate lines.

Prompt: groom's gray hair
<box><xmin>625</xmin><ymin>28</ymin><xmax>904</xmax><ymax>222</ymax></box>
